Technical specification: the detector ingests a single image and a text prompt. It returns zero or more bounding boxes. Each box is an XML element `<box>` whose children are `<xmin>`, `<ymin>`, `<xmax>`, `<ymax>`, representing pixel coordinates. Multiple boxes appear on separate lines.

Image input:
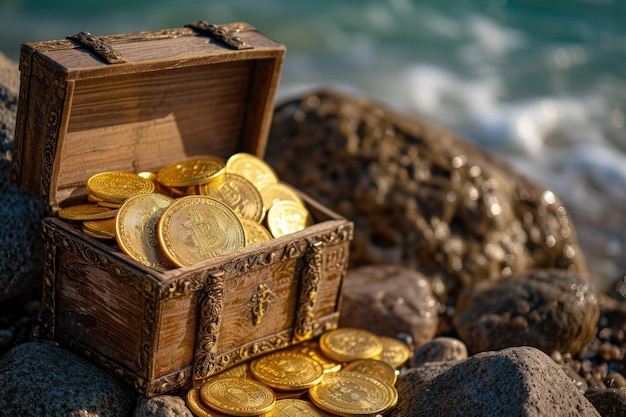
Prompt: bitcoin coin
<box><xmin>86</xmin><ymin>171</ymin><xmax>155</xmax><ymax>204</ymax></box>
<box><xmin>250</xmin><ymin>351</ymin><xmax>324</xmax><ymax>391</ymax></box>
<box><xmin>375</xmin><ymin>336</ymin><xmax>411</xmax><ymax>369</ymax></box>
<box><xmin>259</xmin><ymin>182</ymin><xmax>304</xmax><ymax>212</ymax></box>
<box><xmin>272</xmin><ymin>399</ymin><xmax>332</xmax><ymax>416</ymax></box>
<box><xmin>199</xmin><ymin>173</ymin><xmax>265</xmax><ymax>222</ymax></box>
<box><xmin>287</xmin><ymin>341</ymin><xmax>342</xmax><ymax>374</ymax></box>
<box><xmin>57</xmin><ymin>203</ymin><xmax>117</xmax><ymax>221</ymax></box>
<box><xmin>309</xmin><ymin>372</ymin><xmax>398</xmax><ymax>416</ymax></box>
<box><xmin>200</xmin><ymin>376</ymin><xmax>275</xmax><ymax>416</ymax></box>
<box><xmin>266</xmin><ymin>201</ymin><xmax>313</xmax><ymax>238</ymax></box>
<box><xmin>240</xmin><ymin>218</ymin><xmax>273</xmax><ymax>246</ymax></box>
<box><xmin>158</xmin><ymin>196</ymin><xmax>245</xmax><ymax>267</ymax></box>
<box><xmin>115</xmin><ymin>193</ymin><xmax>174</xmax><ymax>271</ymax></box>
<box><xmin>225</xmin><ymin>152</ymin><xmax>279</xmax><ymax>190</ymax></box>
<box><xmin>157</xmin><ymin>157</ymin><xmax>225</xmax><ymax>187</ymax></box>
<box><xmin>341</xmin><ymin>359</ymin><xmax>397</xmax><ymax>386</ymax></box>
<box><xmin>319</xmin><ymin>328</ymin><xmax>383</xmax><ymax>363</ymax></box>
<box><xmin>82</xmin><ymin>217</ymin><xmax>116</xmax><ymax>240</ymax></box>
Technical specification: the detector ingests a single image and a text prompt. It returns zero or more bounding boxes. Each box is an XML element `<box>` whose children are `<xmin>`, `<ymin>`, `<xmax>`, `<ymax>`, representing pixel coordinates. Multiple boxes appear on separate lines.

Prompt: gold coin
<box><xmin>375</xmin><ymin>336</ymin><xmax>411</xmax><ymax>369</ymax></box>
<box><xmin>250</xmin><ymin>351</ymin><xmax>324</xmax><ymax>391</ymax></box>
<box><xmin>82</xmin><ymin>217</ymin><xmax>117</xmax><ymax>240</ymax></box>
<box><xmin>115</xmin><ymin>193</ymin><xmax>174</xmax><ymax>271</ymax></box>
<box><xmin>219</xmin><ymin>362</ymin><xmax>252</xmax><ymax>379</ymax></box>
<box><xmin>319</xmin><ymin>328</ymin><xmax>383</xmax><ymax>363</ymax></box>
<box><xmin>287</xmin><ymin>341</ymin><xmax>342</xmax><ymax>374</ymax></box>
<box><xmin>186</xmin><ymin>388</ymin><xmax>233</xmax><ymax>417</ymax></box>
<box><xmin>241</xmin><ymin>218</ymin><xmax>273</xmax><ymax>246</ymax></box>
<box><xmin>341</xmin><ymin>359</ymin><xmax>397</xmax><ymax>386</ymax></box>
<box><xmin>309</xmin><ymin>372</ymin><xmax>398</xmax><ymax>416</ymax></box>
<box><xmin>259</xmin><ymin>182</ymin><xmax>304</xmax><ymax>212</ymax></box>
<box><xmin>200</xmin><ymin>376</ymin><xmax>276</xmax><ymax>416</ymax></box>
<box><xmin>266</xmin><ymin>201</ymin><xmax>313</xmax><ymax>238</ymax></box>
<box><xmin>87</xmin><ymin>194</ymin><xmax>122</xmax><ymax>209</ymax></box>
<box><xmin>273</xmin><ymin>389</ymin><xmax>310</xmax><ymax>401</ymax></box>
<box><xmin>199</xmin><ymin>173</ymin><xmax>265</xmax><ymax>222</ymax></box>
<box><xmin>225</xmin><ymin>152</ymin><xmax>279</xmax><ymax>190</ymax></box>
<box><xmin>86</xmin><ymin>171</ymin><xmax>155</xmax><ymax>204</ymax></box>
<box><xmin>272</xmin><ymin>399</ymin><xmax>332</xmax><ymax>416</ymax></box>
<box><xmin>158</xmin><ymin>196</ymin><xmax>245</xmax><ymax>267</ymax></box>
<box><xmin>157</xmin><ymin>157</ymin><xmax>225</xmax><ymax>187</ymax></box>
<box><xmin>57</xmin><ymin>203</ymin><xmax>117</xmax><ymax>221</ymax></box>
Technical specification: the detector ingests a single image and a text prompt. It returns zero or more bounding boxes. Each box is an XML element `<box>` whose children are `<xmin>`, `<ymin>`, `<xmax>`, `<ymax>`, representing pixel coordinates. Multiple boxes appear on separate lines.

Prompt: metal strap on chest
<box><xmin>67</xmin><ymin>31</ymin><xmax>127</xmax><ymax>64</ymax></box>
<box><xmin>185</xmin><ymin>21</ymin><xmax>255</xmax><ymax>50</ymax></box>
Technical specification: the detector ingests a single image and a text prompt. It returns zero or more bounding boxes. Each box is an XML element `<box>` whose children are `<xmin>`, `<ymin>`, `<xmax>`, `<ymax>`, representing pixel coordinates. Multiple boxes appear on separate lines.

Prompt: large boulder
<box><xmin>266</xmin><ymin>89</ymin><xmax>588</xmax><ymax>303</ymax></box>
<box><xmin>391</xmin><ymin>346</ymin><xmax>601</xmax><ymax>417</ymax></box>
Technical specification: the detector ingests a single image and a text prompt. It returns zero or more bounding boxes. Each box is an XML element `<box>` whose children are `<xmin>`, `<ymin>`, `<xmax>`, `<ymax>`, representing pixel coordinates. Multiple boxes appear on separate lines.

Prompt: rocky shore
<box><xmin>1</xmin><ymin>50</ymin><xmax>625</xmax><ymax>416</ymax></box>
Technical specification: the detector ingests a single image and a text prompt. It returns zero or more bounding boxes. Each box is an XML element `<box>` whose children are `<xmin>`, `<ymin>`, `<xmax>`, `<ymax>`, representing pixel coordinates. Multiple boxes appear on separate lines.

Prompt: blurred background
<box><xmin>1</xmin><ymin>0</ymin><xmax>625</xmax><ymax>291</ymax></box>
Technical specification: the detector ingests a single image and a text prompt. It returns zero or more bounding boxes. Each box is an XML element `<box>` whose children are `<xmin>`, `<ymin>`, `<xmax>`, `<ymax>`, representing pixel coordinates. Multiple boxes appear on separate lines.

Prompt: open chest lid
<box><xmin>11</xmin><ymin>21</ymin><xmax>286</xmax><ymax>210</ymax></box>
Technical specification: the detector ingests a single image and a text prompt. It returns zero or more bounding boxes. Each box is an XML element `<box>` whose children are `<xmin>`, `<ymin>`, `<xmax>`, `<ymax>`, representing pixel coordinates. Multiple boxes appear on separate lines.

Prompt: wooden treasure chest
<box><xmin>11</xmin><ymin>21</ymin><xmax>353</xmax><ymax>396</ymax></box>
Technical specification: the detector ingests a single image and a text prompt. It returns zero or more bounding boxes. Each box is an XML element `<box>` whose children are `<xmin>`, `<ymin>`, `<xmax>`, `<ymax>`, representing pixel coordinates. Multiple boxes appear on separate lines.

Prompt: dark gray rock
<box><xmin>390</xmin><ymin>346</ymin><xmax>601</xmax><ymax>417</ymax></box>
<box><xmin>453</xmin><ymin>268</ymin><xmax>599</xmax><ymax>355</ymax></box>
<box><xmin>585</xmin><ymin>388</ymin><xmax>626</xmax><ymax>417</ymax></box>
<box><xmin>412</xmin><ymin>336</ymin><xmax>468</xmax><ymax>365</ymax></box>
<box><xmin>0</xmin><ymin>51</ymin><xmax>47</xmax><ymax>302</ymax></box>
<box><xmin>133</xmin><ymin>395</ymin><xmax>193</xmax><ymax>417</ymax></box>
<box><xmin>266</xmin><ymin>89</ymin><xmax>588</xmax><ymax>304</ymax></box>
<box><xmin>397</xmin><ymin>360</ymin><xmax>461</xmax><ymax>388</ymax></box>
<box><xmin>338</xmin><ymin>264</ymin><xmax>439</xmax><ymax>348</ymax></box>
<box><xmin>0</xmin><ymin>342</ymin><xmax>135</xmax><ymax>417</ymax></box>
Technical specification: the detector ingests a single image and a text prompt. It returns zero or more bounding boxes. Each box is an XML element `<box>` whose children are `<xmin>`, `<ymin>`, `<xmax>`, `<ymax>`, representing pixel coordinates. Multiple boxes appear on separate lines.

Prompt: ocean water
<box><xmin>1</xmin><ymin>0</ymin><xmax>625</xmax><ymax>291</ymax></box>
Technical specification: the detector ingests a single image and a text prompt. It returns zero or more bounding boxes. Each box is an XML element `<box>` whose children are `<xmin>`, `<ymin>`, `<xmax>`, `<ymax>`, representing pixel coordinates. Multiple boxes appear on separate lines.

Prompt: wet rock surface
<box><xmin>339</xmin><ymin>264</ymin><xmax>439</xmax><ymax>348</ymax></box>
<box><xmin>453</xmin><ymin>268</ymin><xmax>599</xmax><ymax>355</ymax></box>
<box><xmin>265</xmin><ymin>89</ymin><xmax>588</xmax><ymax>304</ymax></box>
<box><xmin>392</xmin><ymin>346</ymin><xmax>601</xmax><ymax>417</ymax></box>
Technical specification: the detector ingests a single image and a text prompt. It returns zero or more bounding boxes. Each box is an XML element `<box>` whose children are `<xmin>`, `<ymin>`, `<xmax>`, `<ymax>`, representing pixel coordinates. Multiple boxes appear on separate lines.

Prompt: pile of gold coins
<box><xmin>187</xmin><ymin>327</ymin><xmax>409</xmax><ymax>416</ymax></box>
<box><xmin>56</xmin><ymin>153</ymin><xmax>314</xmax><ymax>271</ymax></box>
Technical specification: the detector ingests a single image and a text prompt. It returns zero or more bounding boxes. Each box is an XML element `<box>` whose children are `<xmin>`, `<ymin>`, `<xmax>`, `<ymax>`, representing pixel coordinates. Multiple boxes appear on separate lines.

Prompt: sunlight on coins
<box><xmin>225</xmin><ymin>152</ymin><xmax>279</xmax><ymax>190</ymax></box>
<box><xmin>266</xmin><ymin>200</ymin><xmax>314</xmax><ymax>238</ymax></box>
<box><xmin>309</xmin><ymin>371</ymin><xmax>398</xmax><ymax>416</ymax></box>
<box><xmin>250</xmin><ymin>351</ymin><xmax>324</xmax><ymax>391</ymax></box>
<box><xmin>187</xmin><ymin>330</ymin><xmax>408</xmax><ymax>416</ymax></box>
<box><xmin>86</xmin><ymin>171</ymin><xmax>155</xmax><ymax>204</ymax></box>
<box><xmin>55</xmin><ymin>153</ymin><xmax>315</xmax><ymax>270</ymax></box>
<box><xmin>200</xmin><ymin>376</ymin><xmax>276</xmax><ymax>416</ymax></box>
<box><xmin>199</xmin><ymin>172</ymin><xmax>265</xmax><ymax>222</ymax></box>
<box><xmin>158</xmin><ymin>196</ymin><xmax>245</xmax><ymax>267</ymax></box>
<box><xmin>82</xmin><ymin>218</ymin><xmax>116</xmax><ymax>240</ymax></box>
<box><xmin>319</xmin><ymin>327</ymin><xmax>384</xmax><ymax>363</ymax></box>
<box><xmin>157</xmin><ymin>157</ymin><xmax>225</xmax><ymax>187</ymax></box>
<box><xmin>115</xmin><ymin>193</ymin><xmax>173</xmax><ymax>271</ymax></box>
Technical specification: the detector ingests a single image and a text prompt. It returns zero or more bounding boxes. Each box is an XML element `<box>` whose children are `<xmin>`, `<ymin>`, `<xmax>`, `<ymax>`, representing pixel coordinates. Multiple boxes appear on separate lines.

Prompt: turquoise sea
<box><xmin>1</xmin><ymin>0</ymin><xmax>626</xmax><ymax>290</ymax></box>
